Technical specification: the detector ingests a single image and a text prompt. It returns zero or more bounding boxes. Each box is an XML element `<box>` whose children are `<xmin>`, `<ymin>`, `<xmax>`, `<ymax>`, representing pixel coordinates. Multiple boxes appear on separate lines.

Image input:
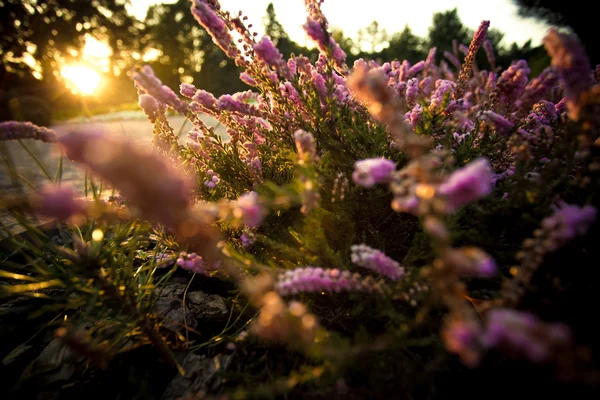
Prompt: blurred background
<box><xmin>0</xmin><ymin>0</ymin><xmax>595</xmax><ymax>126</ymax></box>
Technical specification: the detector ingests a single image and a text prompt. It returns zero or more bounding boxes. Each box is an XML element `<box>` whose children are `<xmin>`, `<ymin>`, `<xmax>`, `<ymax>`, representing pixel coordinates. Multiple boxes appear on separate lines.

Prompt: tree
<box><xmin>357</xmin><ymin>21</ymin><xmax>389</xmax><ymax>54</ymax></box>
<box><xmin>512</xmin><ymin>0</ymin><xmax>598</xmax><ymax>65</ymax></box>
<box><xmin>427</xmin><ymin>8</ymin><xmax>471</xmax><ymax>61</ymax></box>
<box><xmin>0</xmin><ymin>0</ymin><xmax>139</xmax><ymax>81</ymax></box>
<box><xmin>381</xmin><ymin>25</ymin><xmax>426</xmax><ymax>63</ymax></box>
<box><xmin>262</xmin><ymin>3</ymin><xmax>308</xmax><ymax>58</ymax></box>
<box><xmin>143</xmin><ymin>0</ymin><xmax>245</xmax><ymax>95</ymax></box>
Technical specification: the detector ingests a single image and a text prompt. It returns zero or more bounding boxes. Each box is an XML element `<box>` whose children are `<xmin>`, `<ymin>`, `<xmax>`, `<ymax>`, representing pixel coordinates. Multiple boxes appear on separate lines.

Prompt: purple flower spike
<box><xmin>439</xmin><ymin>158</ymin><xmax>494</xmax><ymax>212</ymax></box>
<box><xmin>352</xmin><ymin>158</ymin><xmax>396</xmax><ymax>188</ymax></box>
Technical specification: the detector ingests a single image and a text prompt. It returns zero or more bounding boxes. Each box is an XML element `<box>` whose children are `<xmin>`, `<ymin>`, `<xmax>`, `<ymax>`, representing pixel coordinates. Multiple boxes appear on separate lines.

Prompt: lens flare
<box><xmin>61</xmin><ymin>64</ymin><xmax>101</xmax><ymax>95</ymax></box>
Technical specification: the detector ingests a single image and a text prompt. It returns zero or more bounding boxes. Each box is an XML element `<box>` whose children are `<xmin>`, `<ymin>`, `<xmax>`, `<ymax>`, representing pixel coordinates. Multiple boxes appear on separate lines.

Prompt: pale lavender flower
<box><xmin>275</xmin><ymin>267</ymin><xmax>379</xmax><ymax>295</ymax></box>
<box><xmin>233</xmin><ymin>191</ymin><xmax>265</xmax><ymax>228</ymax></box>
<box><xmin>482</xmin><ymin>110</ymin><xmax>514</xmax><ymax>135</ymax></box>
<box><xmin>180</xmin><ymin>82</ymin><xmax>198</xmax><ymax>98</ymax></box>
<box><xmin>352</xmin><ymin>158</ymin><xmax>397</xmax><ymax>188</ymax></box>
<box><xmin>37</xmin><ymin>184</ymin><xmax>84</xmax><ymax>221</ymax></box>
<box><xmin>518</xmin><ymin>67</ymin><xmax>558</xmax><ymax>115</ymax></box>
<box><xmin>294</xmin><ymin>129</ymin><xmax>317</xmax><ymax>161</ymax></box>
<box><xmin>253</xmin><ymin>36</ymin><xmax>284</xmax><ymax>68</ymax></box>
<box><xmin>405</xmin><ymin>104</ymin><xmax>424</xmax><ymax>128</ymax></box>
<box><xmin>59</xmin><ymin>130</ymin><xmax>192</xmax><ymax>228</ymax></box>
<box><xmin>239</xmin><ymin>72</ymin><xmax>257</xmax><ymax>86</ymax></box>
<box><xmin>429</xmin><ymin>80</ymin><xmax>456</xmax><ymax>112</ymax></box>
<box><xmin>497</xmin><ymin>60</ymin><xmax>530</xmax><ymax>109</ymax></box>
<box><xmin>0</xmin><ymin>121</ymin><xmax>57</xmax><ymax>143</ymax></box>
<box><xmin>405</xmin><ymin>78</ymin><xmax>419</xmax><ymax>106</ymax></box>
<box><xmin>193</xmin><ymin>90</ymin><xmax>217</xmax><ymax>110</ymax></box>
<box><xmin>543</xmin><ymin>28</ymin><xmax>594</xmax><ymax>119</ymax></box>
<box><xmin>176</xmin><ymin>252</ymin><xmax>218</xmax><ymax>275</ymax></box>
<box><xmin>439</xmin><ymin>158</ymin><xmax>494</xmax><ymax>211</ymax></box>
<box><xmin>191</xmin><ymin>0</ymin><xmax>239</xmax><ymax>59</ymax></box>
<box><xmin>455</xmin><ymin>20</ymin><xmax>490</xmax><ymax>99</ymax></box>
<box><xmin>483</xmin><ymin>40</ymin><xmax>495</xmax><ymax>69</ymax></box>
<box><xmin>425</xmin><ymin>47</ymin><xmax>437</xmax><ymax>71</ymax></box>
<box><xmin>444</xmin><ymin>50</ymin><xmax>461</xmax><ymax>70</ymax></box>
<box><xmin>407</xmin><ymin>61</ymin><xmax>425</xmax><ymax>77</ymax></box>
<box><xmin>138</xmin><ymin>94</ymin><xmax>160</xmax><ymax>122</ymax></box>
<box><xmin>350</xmin><ymin>244</ymin><xmax>404</xmax><ymax>280</ymax></box>
<box><xmin>541</xmin><ymin>202</ymin><xmax>597</xmax><ymax>251</ymax></box>
<box><xmin>482</xmin><ymin>309</ymin><xmax>572</xmax><ymax>363</ymax></box>
<box><xmin>445</xmin><ymin>247</ymin><xmax>497</xmax><ymax>277</ymax></box>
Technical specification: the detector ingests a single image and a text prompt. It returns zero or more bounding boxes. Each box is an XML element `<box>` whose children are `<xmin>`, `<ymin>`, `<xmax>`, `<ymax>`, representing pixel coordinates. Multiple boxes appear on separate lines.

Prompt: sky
<box><xmin>128</xmin><ymin>0</ymin><xmax>551</xmax><ymax>47</ymax></box>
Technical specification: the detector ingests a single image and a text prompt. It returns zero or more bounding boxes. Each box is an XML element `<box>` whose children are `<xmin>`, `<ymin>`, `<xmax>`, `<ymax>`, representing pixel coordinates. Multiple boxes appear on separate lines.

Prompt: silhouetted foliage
<box><xmin>512</xmin><ymin>0</ymin><xmax>599</xmax><ymax>65</ymax></box>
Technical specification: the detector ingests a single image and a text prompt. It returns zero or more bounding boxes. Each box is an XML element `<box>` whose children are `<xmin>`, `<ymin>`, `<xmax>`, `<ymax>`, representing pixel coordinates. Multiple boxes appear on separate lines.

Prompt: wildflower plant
<box><xmin>1</xmin><ymin>0</ymin><xmax>600</xmax><ymax>397</ymax></box>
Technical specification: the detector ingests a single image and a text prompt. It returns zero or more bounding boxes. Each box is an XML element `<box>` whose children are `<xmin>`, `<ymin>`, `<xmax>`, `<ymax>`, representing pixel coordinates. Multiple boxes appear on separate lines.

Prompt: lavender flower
<box><xmin>496</xmin><ymin>60</ymin><xmax>530</xmax><ymax>110</ymax></box>
<box><xmin>233</xmin><ymin>191</ymin><xmax>266</xmax><ymax>228</ymax></box>
<box><xmin>239</xmin><ymin>72</ymin><xmax>257</xmax><ymax>86</ymax></box>
<box><xmin>59</xmin><ymin>130</ymin><xmax>192</xmax><ymax>228</ymax></box>
<box><xmin>350</xmin><ymin>244</ymin><xmax>405</xmax><ymax>280</ymax></box>
<box><xmin>191</xmin><ymin>0</ymin><xmax>239</xmax><ymax>59</ymax></box>
<box><xmin>176</xmin><ymin>252</ymin><xmax>218</xmax><ymax>275</ymax></box>
<box><xmin>483</xmin><ymin>40</ymin><xmax>495</xmax><ymax>70</ymax></box>
<box><xmin>0</xmin><ymin>121</ymin><xmax>57</xmax><ymax>143</ymax></box>
<box><xmin>37</xmin><ymin>184</ymin><xmax>84</xmax><ymax>221</ymax></box>
<box><xmin>294</xmin><ymin>129</ymin><xmax>317</xmax><ymax>161</ymax></box>
<box><xmin>543</xmin><ymin>28</ymin><xmax>594</xmax><ymax>119</ymax></box>
<box><xmin>352</xmin><ymin>158</ymin><xmax>396</xmax><ymax>188</ymax></box>
<box><xmin>405</xmin><ymin>78</ymin><xmax>419</xmax><ymax>106</ymax></box>
<box><xmin>253</xmin><ymin>36</ymin><xmax>284</xmax><ymax>68</ymax></box>
<box><xmin>482</xmin><ymin>309</ymin><xmax>572</xmax><ymax>363</ymax></box>
<box><xmin>180</xmin><ymin>82</ymin><xmax>198</xmax><ymax>98</ymax></box>
<box><xmin>482</xmin><ymin>110</ymin><xmax>514</xmax><ymax>135</ymax></box>
<box><xmin>455</xmin><ymin>20</ymin><xmax>490</xmax><ymax>99</ymax></box>
<box><xmin>444</xmin><ymin>247</ymin><xmax>497</xmax><ymax>277</ymax></box>
<box><xmin>541</xmin><ymin>202</ymin><xmax>597</xmax><ymax>251</ymax></box>
<box><xmin>438</xmin><ymin>158</ymin><xmax>494</xmax><ymax>211</ymax></box>
<box><xmin>275</xmin><ymin>267</ymin><xmax>380</xmax><ymax>296</ymax></box>
<box><xmin>138</xmin><ymin>94</ymin><xmax>160</xmax><ymax>122</ymax></box>
<box><xmin>407</xmin><ymin>61</ymin><xmax>425</xmax><ymax>77</ymax></box>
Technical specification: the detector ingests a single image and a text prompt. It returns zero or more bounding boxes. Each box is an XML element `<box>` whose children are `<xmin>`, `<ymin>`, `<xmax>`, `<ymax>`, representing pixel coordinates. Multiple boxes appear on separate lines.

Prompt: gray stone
<box><xmin>156</xmin><ymin>297</ymin><xmax>198</xmax><ymax>332</ymax></box>
<box><xmin>161</xmin><ymin>353</ymin><xmax>233</xmax><ymax>400</ymax></box>
<box><xmin>186</xmin><ymin>291</ymin><xmax>228</xmax><ymax>319</ymax></box>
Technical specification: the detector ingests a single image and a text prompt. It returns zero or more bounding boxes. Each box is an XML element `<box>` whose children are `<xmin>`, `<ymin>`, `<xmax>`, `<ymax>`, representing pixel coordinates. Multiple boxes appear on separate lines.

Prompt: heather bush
<box><xmin>1</xmin><ymin>0</ymin><xmax>600</xmax><ymax>398</ymax></box>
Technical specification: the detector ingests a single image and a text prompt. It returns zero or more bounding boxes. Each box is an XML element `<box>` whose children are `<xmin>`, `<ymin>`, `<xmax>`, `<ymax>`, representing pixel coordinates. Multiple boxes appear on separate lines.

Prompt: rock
<box><xmin>157</xmin><ymin>277</ymin><xmax>190</xmax><ymax>298</ymax></box>
<box><xmin>186</xmin><ymin>291</ymin><xmax>228</xmax><ymax>319</ymax></box>
<box><xmin>17</xmin><ymin>338</ymin><xmax>84</xmax><ymax>388</ymax></box>
<box><xmin>155</xmin><ymin>297</ymin><xmax>198</xmax><ymax>332</ymax></box>
<box><xmin>161</xmin><ymin>353</ymin><xmax>233</xmax><ymax>400</ymax></box>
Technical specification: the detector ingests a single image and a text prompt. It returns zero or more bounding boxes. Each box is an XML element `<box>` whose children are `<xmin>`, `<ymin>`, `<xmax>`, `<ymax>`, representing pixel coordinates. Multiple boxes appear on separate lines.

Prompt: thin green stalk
<box><xmin>17</xmin><ymin>139</ymin><xmax>52</xmax><ymax>181</ymax></box>
<box><xmin>54</xmin><ymin>153</ymin><xmax>63</xmax><ymax>183</ymax></box>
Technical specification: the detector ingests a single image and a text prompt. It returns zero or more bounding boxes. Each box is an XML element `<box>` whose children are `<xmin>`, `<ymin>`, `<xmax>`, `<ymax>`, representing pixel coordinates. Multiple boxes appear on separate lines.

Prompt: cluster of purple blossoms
<box><xmin>275</xmin><ymin>267</ymin><xmax>380</xmax><ymax>296</ymax></box>
<box><xmin>0</xmin><ymin>121</ymin><xmax>57</xmax><ymax>143</ymax></box>
<box><xmin>540</xmin><ymin>202</ymin><xmax>597</xmax><ymax>251</ymax></box>
<box><xmin>438</xmin><ymin>158</ymin><xmax>494</xmax><ymax>212</ymax></box>
<box><xmin>481</xmin><ymin>309</ymin><xmax>573</xmax><ymax>363</ymax></box>
<box><xmin>37</xmin><ymin>184</ymin><xmax>85</xmax><ymax>221</ymax></box>
<box><xmin>444</xmin><ymin>247</ymin><xmax>497</xmax><ymax>278</ymax></box>
<box><xmin>352</xmin><ymin>158</ymin><xmax>397</xmax><ymax>188</ymax></box>
<box><xmin>444</xmin><ymin>309</ymin><xmax>573</xmax><ymax>367</ymax></box>
<box><xmin>233</xmin><ymin>191</ymin><xmax>266</xmax><ymax>228</ymax></box>
<box><xmin>253</xmin><ymin>36</ymin><xmax>284</xmax><ymax>69</ymax></box>
<box><xmin>176</xmin><ymin>252</ymin><xmax>219</xmax><ymax>274</ymax></box>
<box><xmin>204</xmin><ymin>169</ymin><xmax>220</xmax><ymax>189</ymax></box>
<box><xmin>138</xmin><ymin>94</ymin><xmax>161</xmax><ymax>123</ymax></box>
<box><xmin>132</xmin><ymin>65</ymin><xmax>189</xmax><ymax>115</ymax></box>
<box><xmin>350</xmin><ymin>244</ymin><xmax>405</xmax><ymax>281</ymax></box>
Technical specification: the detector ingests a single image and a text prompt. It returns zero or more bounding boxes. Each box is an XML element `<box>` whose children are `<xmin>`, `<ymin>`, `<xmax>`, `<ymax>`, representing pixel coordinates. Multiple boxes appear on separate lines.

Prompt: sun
<box><xmin>60</xmin><ymin>64</ymin><xmax>102</xmax><ymax>96</ymax></box>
